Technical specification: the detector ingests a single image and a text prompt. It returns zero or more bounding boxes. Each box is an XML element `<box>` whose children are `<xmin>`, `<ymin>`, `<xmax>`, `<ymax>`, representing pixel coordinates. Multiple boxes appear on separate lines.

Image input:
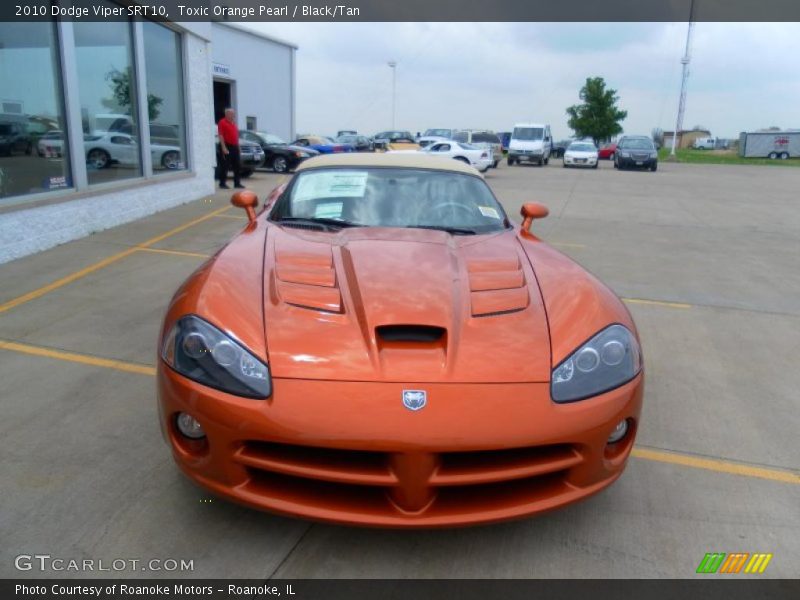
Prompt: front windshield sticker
<box><xmin>314</xmin><ymin>202</ymin><xmax>344</xmax><ymax>219</ymax></box>
<box><xmin>294</xmin><ymin>171</ymin><xmax>368</xmax><ymax>202</ymax></box>
<box><xmin>478</xmin><ymin>206</ymin><xmax>500</xmax><ymax>219</ymax></box>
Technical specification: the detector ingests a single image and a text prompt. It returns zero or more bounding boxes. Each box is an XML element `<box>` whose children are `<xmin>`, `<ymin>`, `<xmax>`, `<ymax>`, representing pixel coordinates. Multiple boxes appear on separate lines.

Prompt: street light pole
<box><xmin>670</xmin><ymin>0</ymin><xmax>696</xmax><ymax>157</ymax></box>
<box><xmin>388</xmin><ymin>60</ymin><xmax>397</xmax><ymax>129</ymax></box>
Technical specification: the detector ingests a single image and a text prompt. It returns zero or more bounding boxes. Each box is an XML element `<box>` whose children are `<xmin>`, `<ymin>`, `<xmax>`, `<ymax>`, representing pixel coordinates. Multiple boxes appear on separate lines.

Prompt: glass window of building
<box><xmin>0</xmin><ymin>22</ymin><xmax>71</xmax><ymax>202</ymax></box>
<box><xmin>74</xmin><ymin>13</ymin><xmax>141</xmax><ymax>184</ymax></box>
<box><xmin>142</xmin><ymin>22</ymin><xmax>187</xmax><ymax>173</ymax></box>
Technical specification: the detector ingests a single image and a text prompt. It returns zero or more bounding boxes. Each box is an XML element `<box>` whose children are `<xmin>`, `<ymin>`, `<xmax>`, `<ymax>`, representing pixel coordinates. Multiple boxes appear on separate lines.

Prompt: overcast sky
<box><xmin>243</xmin><ymin>22</ymin><xmax>800</xmax><ymax>139</ymax></box>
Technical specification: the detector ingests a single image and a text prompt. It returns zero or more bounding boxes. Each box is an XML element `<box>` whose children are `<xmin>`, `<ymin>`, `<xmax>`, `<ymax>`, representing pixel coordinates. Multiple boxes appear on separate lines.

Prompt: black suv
<box><xmin>614</xmin><ymin>136</ymin><xmax>658</xmax><ymax>171</ymax></box>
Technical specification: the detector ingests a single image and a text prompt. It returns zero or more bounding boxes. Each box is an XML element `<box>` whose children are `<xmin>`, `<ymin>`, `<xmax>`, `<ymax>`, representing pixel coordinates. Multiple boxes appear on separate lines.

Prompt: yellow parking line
<box><xmin>0</xmin><ymin>339</ymin><xmax>156</xmax><ymax>376</ymax></box>
<box><xmin>136</xmin><ymin>247</ymin><xmax>211</xmax><ymax>259</ymax></box>
<box><xmin>622</xmin><ymin>297</ymin><xmax>693</xmax><ymax>309</ymax></box>
<box><xmin>632</xmin><ymin>447</ymin><xmax>800</xmax><ymax>485</ymax></box>
<box><xmin>0</xmin><ymin>205</ymin><xmax>230</xmax><ymax>315</ymax></box>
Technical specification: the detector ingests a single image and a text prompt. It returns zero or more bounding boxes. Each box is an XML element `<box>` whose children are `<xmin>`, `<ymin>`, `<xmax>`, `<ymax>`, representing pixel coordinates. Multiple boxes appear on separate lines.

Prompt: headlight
<box><xmin>161</xmin><ymin>315</ymin><xmax>272</xmax><ymax>399</ymax></box>
<box><xmin>551</xmin><ymin>324</ymin><xmax>641</xmax><ymax>403</ymax></box>
<box><xmin>620</xmin><ymin>151</ymin><xmax>631</xmax><ymax>158</ymax></box>
<box><xmin>295</xmin><ymin>151</ymin><xmax>309</xmax><ymax>158</ymax></box>
<box><xmin>650</xmin><ymin>152</ymin><xmax>658</xmax><ymax>158</ymax></box>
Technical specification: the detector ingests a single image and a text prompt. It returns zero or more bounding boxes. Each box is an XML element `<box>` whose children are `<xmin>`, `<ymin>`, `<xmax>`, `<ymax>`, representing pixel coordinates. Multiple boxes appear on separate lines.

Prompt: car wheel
<box><xmin>492</xmin><ymin>160</ymin><xmax>499</xmax><ymax>169</ymax></box>
<box><xmin>240</xmin><ymin>169</ymin><xmax>253</xmax><ymax>178</ymax></box>
<box><xmin>161</xmin><ymin>151</ymin><xmax>181</xmax><ymax>170</ymax></box>
<box><xmin>272</xmin><ymin>156</ymin><xmax>289</xmax><ymax>173</ymax></box>
<box><xmin>507</xmin><ymin>157</ymin><xmax>514</xmax><ymax>166</ymax></box>
<box><xmin>593</xmin><ymin>163</ymin><xmax>598</xmax><ymax>169</ymax></box>
<box><xmin>86</xmin><ymin>148</ymin><xmax>111</xmax><ymax>169</ymax></box>
<box><xmin>544</xmin><ymin>157</ymin><xmax>549</xmax><ymax>165</ymax></box>
<box><xmin>454</xmin><ymin>156</ymin><xmax>470</xmax><ymax>164</ymax></box>
<box><xmin>768</xmin><ymin>152</ymin><xmax>778</xmax><ymax>159</ymax></box>
<box><xmin>651</xmin><ymin>163</ymin><xmax>658</xmax><ymax>172</ymax></box>
<box><xmin>780</xmin><ymin>152</ymin><xmax>789</xmax><ymax>160</ymax></box>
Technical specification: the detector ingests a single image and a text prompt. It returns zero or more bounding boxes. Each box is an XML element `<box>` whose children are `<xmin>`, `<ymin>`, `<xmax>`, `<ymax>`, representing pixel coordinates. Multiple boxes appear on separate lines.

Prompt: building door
<box><xmin>213</xmin><ymin>80</ymin><xmax>232</xmax><ymax>124</ymax></box>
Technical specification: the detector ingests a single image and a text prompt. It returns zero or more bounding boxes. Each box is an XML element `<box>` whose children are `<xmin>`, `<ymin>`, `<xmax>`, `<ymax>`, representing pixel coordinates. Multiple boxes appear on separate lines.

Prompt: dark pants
<box><xmin>218</xmin><ymin>144</ymin><xmax>241</xmax><ymax>187</ymax></box>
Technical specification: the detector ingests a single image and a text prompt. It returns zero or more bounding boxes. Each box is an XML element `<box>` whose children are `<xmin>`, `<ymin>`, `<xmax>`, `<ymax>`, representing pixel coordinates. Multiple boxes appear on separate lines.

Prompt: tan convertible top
<box><xmin>295</xmin><ymin>152</ymin><xmax>482</xmax><ymax>176</ymax></box>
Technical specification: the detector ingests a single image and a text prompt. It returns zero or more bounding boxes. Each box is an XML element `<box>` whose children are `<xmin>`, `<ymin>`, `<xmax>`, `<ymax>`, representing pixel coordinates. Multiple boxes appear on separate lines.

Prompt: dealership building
<box><xmin>0</xmin><ymin>15</ymin><xmax>296</xmax><ymax>263</ymax></box>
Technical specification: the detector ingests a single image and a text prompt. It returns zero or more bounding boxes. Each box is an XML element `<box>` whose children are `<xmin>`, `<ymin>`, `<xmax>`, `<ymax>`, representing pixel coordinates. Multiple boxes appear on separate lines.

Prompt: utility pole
<box><xmin>670</xmin><ymin>0</ymin><xmax>696</xmax><ymax>157</ymax></box>
<box><xmin>388</xmin><ymin>61</ymin><xmax>397</xmax><ymax>129</ymax></box>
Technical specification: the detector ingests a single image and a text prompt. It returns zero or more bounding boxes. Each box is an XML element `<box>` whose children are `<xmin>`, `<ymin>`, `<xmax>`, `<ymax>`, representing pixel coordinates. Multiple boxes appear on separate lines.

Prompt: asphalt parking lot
<box><xmin>1</xmin><ymin>158</ymin><xmax>798</xmax><ymax>579</ymax></box>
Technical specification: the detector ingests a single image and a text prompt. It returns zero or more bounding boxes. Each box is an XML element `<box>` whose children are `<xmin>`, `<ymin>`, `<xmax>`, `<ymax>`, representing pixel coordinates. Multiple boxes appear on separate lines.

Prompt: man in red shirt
<box><xmin>217</xmin><ymin>108</ymin><xmax>244</xmax><ymax>189</ymax></box>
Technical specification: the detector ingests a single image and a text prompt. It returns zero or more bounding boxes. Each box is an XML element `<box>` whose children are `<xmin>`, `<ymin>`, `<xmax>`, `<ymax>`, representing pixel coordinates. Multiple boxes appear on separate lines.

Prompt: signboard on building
<box><xmin>212</xmin><ymin>62</ymin><xmax>231</xmax><ymax>77</ymax></box>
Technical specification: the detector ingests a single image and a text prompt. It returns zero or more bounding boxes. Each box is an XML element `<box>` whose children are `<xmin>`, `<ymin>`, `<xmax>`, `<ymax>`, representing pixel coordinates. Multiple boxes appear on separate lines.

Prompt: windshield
<box><xmin>568</xmin><ymin>143</ymin><xmax>596</xmax><ymax>152</ymax></box>
<box><xmin>273</xmin><ymin>168</ymin><xmax>508</xmax><ymax>234</ymax></box>
<box><xmin>471</xmin><ymin>132</ymin><xmax>500</xmax><ymax>144</ymax></box>
<box><xmin>513</xmin><ymin>127</ymin><xmax>544</xmax><ymax>141</ymax></box>
<box><xmin>620</xmin><ymin>138</ymin><xmax>655</xmax><ymax>150</ymax></box>
<box><xmin>424</xmin><ymin>129</ymin><xmax>451</xmax><ymax>137</ymax></box>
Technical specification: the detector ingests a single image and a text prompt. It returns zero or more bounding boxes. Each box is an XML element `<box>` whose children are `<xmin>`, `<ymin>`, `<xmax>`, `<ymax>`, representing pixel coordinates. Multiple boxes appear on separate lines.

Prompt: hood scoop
<box><xmin>468</xmin><ymin>258</ymin><xmax>529</xmax><ymax>317</ymax></box>
<box><xmin>376</xmin><ymin>324</ymin><xmax>446</xmax><ymax>343</ymax></box>
<box><xmin>275</xmin><ymin>248</ymin><xmax>342</xmax><ymax>313</ymax></box>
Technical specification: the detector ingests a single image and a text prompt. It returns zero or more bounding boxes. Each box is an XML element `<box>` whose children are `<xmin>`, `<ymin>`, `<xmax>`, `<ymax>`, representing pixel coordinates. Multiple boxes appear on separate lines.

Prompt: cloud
<box><xmin>243</xmin><ymin>22</ymin><xmax>800</xmax><ymax>138</ymax></box>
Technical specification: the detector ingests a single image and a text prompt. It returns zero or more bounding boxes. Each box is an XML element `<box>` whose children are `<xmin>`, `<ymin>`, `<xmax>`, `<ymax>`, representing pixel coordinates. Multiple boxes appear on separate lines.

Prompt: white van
<box><xmin>693</xmin><ymin>136</ymin><xmax>717</xmax><ymax>150</ymax></box>
<box><xmin>508</xmin><ymin>123</ymin><xmax>552</xmax><ymax>166</ymax></box>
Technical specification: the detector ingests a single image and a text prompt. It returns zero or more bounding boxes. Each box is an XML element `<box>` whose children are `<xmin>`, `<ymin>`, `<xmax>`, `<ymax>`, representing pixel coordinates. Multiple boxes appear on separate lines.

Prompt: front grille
<box><xmin>235</xmin><ymin>440</ymin><xmax>583</xmax><ymax>515</ymax></box>
<box><xmin>632</xmin><ymin>153</ymin><xmax>650</xmax><ymax>160</ymax></box>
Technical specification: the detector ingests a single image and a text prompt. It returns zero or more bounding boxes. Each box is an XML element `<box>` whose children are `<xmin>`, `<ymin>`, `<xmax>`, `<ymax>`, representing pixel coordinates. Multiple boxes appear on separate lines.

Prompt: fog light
<box><xmin>607</xmin><ymin>419</ymin><xmax>629</xmax><ymax>444</ymax></box>
<box><xmin>176</xmin><ymin>412</ymin><xmax>206</xmax><ymax>439</ymax></box>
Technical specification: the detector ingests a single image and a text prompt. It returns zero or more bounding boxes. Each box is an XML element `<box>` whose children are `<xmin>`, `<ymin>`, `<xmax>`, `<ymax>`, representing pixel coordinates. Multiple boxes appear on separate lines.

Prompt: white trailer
<box><xmin>739</xmin><ymin>131</ymin><xmax>800</xmax><ymax>159</ymax></box>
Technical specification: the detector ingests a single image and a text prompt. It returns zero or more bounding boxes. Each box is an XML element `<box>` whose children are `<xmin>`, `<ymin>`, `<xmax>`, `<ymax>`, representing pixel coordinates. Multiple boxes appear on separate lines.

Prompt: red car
<box><xmin>598</xmin><ymin>143</ymin><xmax>617</xmax><ymax>160</ymax></box>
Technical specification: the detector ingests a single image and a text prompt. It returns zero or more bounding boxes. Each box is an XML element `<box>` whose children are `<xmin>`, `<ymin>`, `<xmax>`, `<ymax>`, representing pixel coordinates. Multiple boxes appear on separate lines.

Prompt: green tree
<box><xmin>104</xmin><ymin>67</ymin><xmax>162</xmax><ymax>121</ymax></box>
<box><xmin>566</xmin><ymin>77</ymin><xmax>627</xmax><ymax>146</ymax></box>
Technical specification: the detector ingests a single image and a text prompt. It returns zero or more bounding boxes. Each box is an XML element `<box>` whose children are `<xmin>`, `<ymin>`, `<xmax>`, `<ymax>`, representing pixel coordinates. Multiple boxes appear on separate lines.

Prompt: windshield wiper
<box><xmin>407</xmin><ymin>225</ymin><xmax>477</xmax><ymax>235</ymax></box>
<box><xmin>277</xmin><ymin>217</ymin><xmax>365</xmax><ymax>230</ymax></box>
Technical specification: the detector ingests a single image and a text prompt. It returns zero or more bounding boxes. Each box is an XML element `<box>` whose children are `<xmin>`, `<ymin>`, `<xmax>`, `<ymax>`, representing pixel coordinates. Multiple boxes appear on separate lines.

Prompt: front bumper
<box><xmin>158</xmin><ymin>368</ymin><xmax>643</xmax><ymax>527</ymax></box>
<box><xmin>564</xmin><ymin>156</ymin><xmax>598</xmax><ymax>167</ymax></box>
<box><xmin>240</xmin><ymin>152</ymin><xmax>265</xmax><ymax>168</ymax></box>
<box><xmin>509</xmin><ymin>151</ymin><xmax>544</xmax><ymax>162</ymax></box>
<box><xmin>617</xmin><ymin>156</ymin><xmax>657</xmax><ymax>169</ymax></box>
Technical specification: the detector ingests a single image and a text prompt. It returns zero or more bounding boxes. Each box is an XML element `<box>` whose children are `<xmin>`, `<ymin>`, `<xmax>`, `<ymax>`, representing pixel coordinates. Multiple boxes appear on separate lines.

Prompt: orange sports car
<box><xmin>157</xmin><ymin>153</ymin><xmax>643</xmax><ymax>527</ymax></box>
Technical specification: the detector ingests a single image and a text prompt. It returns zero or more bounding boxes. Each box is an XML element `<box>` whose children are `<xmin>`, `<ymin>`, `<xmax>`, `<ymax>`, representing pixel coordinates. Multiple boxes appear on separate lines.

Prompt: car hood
<box><xmin>262</xmin><ymin>225</ymin><xmax>551</xmax><ymax>383</ymax></box>
<box><xmin>287</xmin><ymin>144</ymin><xmax>320</xmax><ymax>155</ymax></box>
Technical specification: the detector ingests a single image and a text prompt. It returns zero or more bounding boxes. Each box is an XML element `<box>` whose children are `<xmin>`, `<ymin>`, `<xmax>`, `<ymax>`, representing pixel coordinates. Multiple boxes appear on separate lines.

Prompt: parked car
<box><xmin>372</xmin><ymin>130</ymin><xmax>416</xmax><ymax>151</ymax></box>
<box><xmin>421</xmin><ymin>128</ymin><xmax>456</xmax><ymax>140</ymax></box>
<box><xmin>563</xmin><ymin>141</ymin><xmax>599</xmax><ymax>168</ymax></box>
<box><xmin>240</xmin><ymin>130</ymin><xmax>319</xmax><ymax>173</ymax></box>
<box><xmin>336</xmin><ymin>134</ymin><xmax>372</xmax><ymax>152</ymax></box>
<box><xmin>614</xmin><ymin>136</ymin><xmax>658</xmax><ymax>171</ymax></box>
<box><xmin>0</xmin><ymin>121</ymin><xmax>32</xmax><ymax>156</ymax></box>
<box><xmin>693</xmin><ymin>136</ymin><xmax>718</xmax><ymax>150</ymax></box>
<box><xmin>214</xmin><ymin>134</ymin><xmax>265</xmax><ymax>178</ymax></box>
<box><xmin>292</xmin><ymin>135</ymin><xmax>355</xmax><ymax>154</ymax></box>
<box><xmin>453</xmin><ymin>130</ymin><xmax>503</xmax><ymax>168</ymax></box>
<box><xmin>37</xmin><ymin>130</ymin><xmax>66</xmax><ymax>157</ymax></box>
<box><xmin>337</xmin><ymin>130</ymin><xmax>357</xmax><ymax>137</ymax></box>
<box><xmin>598</xmin><ymin>142</ymin><xmax>617</xmax><ymax>160</ymax></box>
<box><xmin>551</xmin><ymin>139</ymin><xmax>572</xmax><ymax>159</ymax></box>
<box><xmin>392</xmin><ymin>140</ymin><xmax>492</xmax><ymax>172</ymax></box>
<box><xmin>157</xmin><ymin>152</ymin><xmax>644</xmax><ymax>526</ymax></box>
<box><xmin>507</xmin><ymin>123</ymin><xmax>552</xmax><ymax>166</ymax></box>
<box><xmin>109</xmin><ymin>120</ymin><xmax>182</xmax><ymax>147</ymax></box>
<box><xmin>85</xmin><ymin>132</ymin><xmax>183</xmax><ymax>170</ymax></box>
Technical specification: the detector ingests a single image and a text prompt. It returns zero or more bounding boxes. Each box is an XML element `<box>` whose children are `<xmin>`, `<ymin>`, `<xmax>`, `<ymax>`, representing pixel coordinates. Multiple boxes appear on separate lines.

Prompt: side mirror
<box><xmin>231</xmin><ymin>190</ymin><xmax>258</xmax><ymax>223</ymax></box>
<box><xmin>520</xmin><ymin>202</ymin><xmax>549</xmax><ymax>233</ymax></box>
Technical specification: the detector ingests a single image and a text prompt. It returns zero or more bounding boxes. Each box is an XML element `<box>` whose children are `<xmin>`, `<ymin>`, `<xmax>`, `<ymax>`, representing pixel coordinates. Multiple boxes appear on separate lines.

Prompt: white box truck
<box><xmin>739</xmin><ymin>131</ymin><xmax>800</xmax><ymax>159</ymax></box>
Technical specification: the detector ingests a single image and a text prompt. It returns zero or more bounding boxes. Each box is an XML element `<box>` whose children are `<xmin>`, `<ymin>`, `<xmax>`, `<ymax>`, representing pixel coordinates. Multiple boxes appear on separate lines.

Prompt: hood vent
<box><xmin>467</xmin><ymin>258</ymin><xmax>529</xmax><ymax>317</ymax></box>
<box><xmin>376</xmin><ymin>324</ymin><xmax>446</xmax><ymax>343</ymax></box>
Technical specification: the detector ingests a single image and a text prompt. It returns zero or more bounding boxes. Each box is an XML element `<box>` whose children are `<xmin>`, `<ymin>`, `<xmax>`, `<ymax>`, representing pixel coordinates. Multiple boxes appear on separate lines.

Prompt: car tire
<box><xmin>86</xmin><ymin>148</ymin><xmax>111</xmax><ymax>169</ymax></box>
<box><xmin>240</xmin><ymin>169</ymin><xmax>253</xmax><ymax>178</ymax></box>
<box><xmin>544</xmin><ymin>156</ymin><xmax>549</xmax><ymax>165</ymax></box>
<box><xmin>780</xmin><ymin>152</ymin><xmax>789</xmax><ymax>160</ymax></box>
<box><xmin>507</xmin><ymin>157</ymin><xmax>514</xmax><ymax>166</ymax></box>
<box><xmin>768</xmin><ymin>152</ymin><xmax>778</xmax><ymax>159</ymax></box>
<box><xmin>651</xmin><ymin>163</ymin><xmax>658</xmax><ymax>172</ymax></box>
<box><xmin>272</xmin><ymin>156</ymin><xmax>289</xmax><ymax>173</ymax></box>
<box><xmin>161</xmin><ymin>151</ymin><xmax>181</xmax><ymax>170</ymax></box>
<box><xmin>593</xmin><ymin>163</ymin><xmax>598</xmax><ymax>169</ymax></box>
<box><xmin>492</xmin><ymin>160</ymin><xmax>499</xmax><ymax>169</ymax></box>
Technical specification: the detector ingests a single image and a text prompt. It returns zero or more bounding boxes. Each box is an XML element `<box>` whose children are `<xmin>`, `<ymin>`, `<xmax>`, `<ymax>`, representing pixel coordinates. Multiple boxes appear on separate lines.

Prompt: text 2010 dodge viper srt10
<box><xmin>157</xmin><ymin>153</ymin><xmax>643</xmax><ymax>527</ymax></box>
